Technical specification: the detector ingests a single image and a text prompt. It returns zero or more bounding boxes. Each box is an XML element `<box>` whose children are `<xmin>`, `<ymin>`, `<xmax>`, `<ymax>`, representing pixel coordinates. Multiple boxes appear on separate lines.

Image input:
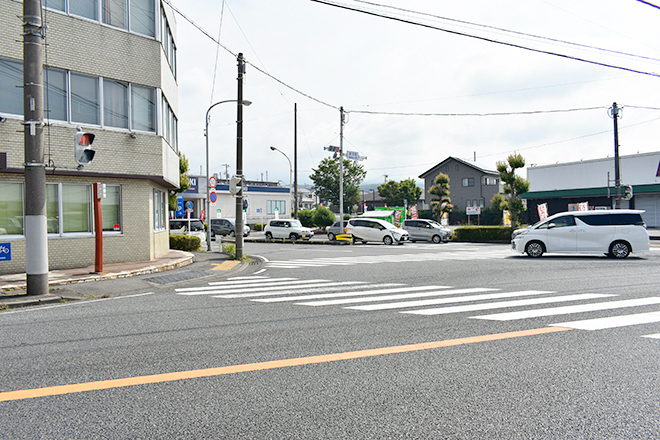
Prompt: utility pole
<box><xmin>339</xmin><ymin>107</ymin><xmax>345</xmax><ymax>231</ymax></box>
<box><xmin>235</xmin><ymin>53</ymin><xmax>245</xmax><ymax>260</ymax></box>
<box><xmin>24</xmin><ymin>0</ymin><xmax>48</xmax><ymax>295</ymax></box>
<box><xmin>609</xmin><ymin>102</ymin><xmax>622</xmax><ymax>209</ymax></box>
<box><xmin>221</xmin><ymin>163</ymin><xmax>230</xmax><ymax>180</ymax></box>
<box><xmin>294</xmin><ymin>103</ymin><xmax>298</xmax><ymax>219</ymax></box>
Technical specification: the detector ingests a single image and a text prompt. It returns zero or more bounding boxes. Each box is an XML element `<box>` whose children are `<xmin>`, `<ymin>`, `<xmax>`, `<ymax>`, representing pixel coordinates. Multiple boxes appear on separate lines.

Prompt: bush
<box><xmin>313</xmin><ymin>205</ymin><xmax>336</xmax><ymax>229</ymax></box>
<box><xmin>298</xmin><ymin>209</ymin><xmax>315</xmax><ymax>227</ymax></box>
<box><xmin>253</xmin><ymin>223</ymin><xmax>265</xmax><ymax>232</ymax></box>
<box><xmin>169</xmin><ymin>234</ymin><xmax>201</xmax><ymax>251</ymax></box>
<box><xmin>453</xmin><ymin>226</ymin><xmax>513</xmax><ymax>243</ymax></box>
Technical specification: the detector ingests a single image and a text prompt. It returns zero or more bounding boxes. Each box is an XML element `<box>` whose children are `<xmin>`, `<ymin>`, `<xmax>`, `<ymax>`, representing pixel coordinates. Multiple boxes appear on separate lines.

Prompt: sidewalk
<box><xmin>0</xmin><ymin>249</ymin><xmax>199</xmax><ymax>309</ymax></box>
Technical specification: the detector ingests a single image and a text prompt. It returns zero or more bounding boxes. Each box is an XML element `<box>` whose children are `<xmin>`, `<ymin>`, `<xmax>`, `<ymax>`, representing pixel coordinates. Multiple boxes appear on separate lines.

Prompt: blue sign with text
<box><xmin>0</xmin><ymin>243</ymin><xmax>11</xmax><ymax>261</ymax></box>
<box><xmin>176</xmin><ymin>195</ymin><xmax>184</xmax><ymax>217</ymax></box>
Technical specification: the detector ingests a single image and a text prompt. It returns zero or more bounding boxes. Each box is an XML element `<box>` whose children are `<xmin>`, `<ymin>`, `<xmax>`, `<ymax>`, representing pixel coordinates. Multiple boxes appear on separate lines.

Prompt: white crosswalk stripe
<box><xmin>264</xmin><ymin>249</ymin><xmax>512</xmax><ymax>269</ymax></box>
<box><xmin>175</xmin><ymin>276</ymin><xmax>660</xmax><ymax>338</ymax></box>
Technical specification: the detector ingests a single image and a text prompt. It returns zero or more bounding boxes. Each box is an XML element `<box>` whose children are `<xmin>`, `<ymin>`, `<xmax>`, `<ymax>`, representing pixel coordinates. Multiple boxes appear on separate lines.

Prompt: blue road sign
<box><xmin>176</xmin><ymin>195</ymin><xmax>184</xmax><ymax>217</ymax></box>
<box><xmin>0</xmin><ymin>243</ymin><xmax>11</xmax><ymax>261</ymax></box>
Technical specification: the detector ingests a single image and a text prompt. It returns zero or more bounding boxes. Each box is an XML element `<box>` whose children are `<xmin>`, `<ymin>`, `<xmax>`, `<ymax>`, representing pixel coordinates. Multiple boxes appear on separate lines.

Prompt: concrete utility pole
<box><xmin>339</xmin><ymin>107</ymin><xmax>345</xmax><ymax>231</ymax></box>
<box><xmin>235</xmin><ymin>53</ymin><xmax>246</xmax><ymax>260</ymax></box>
<box><xmin>609</xmin><ymin>102</ymin><xmax>622</xmax><ymax>209</ymax></box>
<box><xmin>294</xmin><ymin>103</ymin><xmax>298</xmax><ymax>219</ymax></box>
<box><xmin>23</xmin><ymin>0</ymin><xmax>48</xmax><ymax>295</ymax></box>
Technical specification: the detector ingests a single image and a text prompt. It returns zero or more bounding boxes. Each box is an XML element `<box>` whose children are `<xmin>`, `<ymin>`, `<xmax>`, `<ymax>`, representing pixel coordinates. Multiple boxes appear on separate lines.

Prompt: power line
<box><xmin>352</xmin><ymin>0</ymin><xmax>660</xmax><ymax>64</ymax></box>
<box><xmin>311</xmin><ymin>0</ymin><xmax>660</xmax><ymax>78</ymax></box>
<box><xmin>636</xmin><ymin>0</ymin><xmax>660</xmax><ymax>10</ymax></box>
<box><xmin>349</xmin><ymin>106</ymin><xmax>607</xmax><ymax>117</ymax></box>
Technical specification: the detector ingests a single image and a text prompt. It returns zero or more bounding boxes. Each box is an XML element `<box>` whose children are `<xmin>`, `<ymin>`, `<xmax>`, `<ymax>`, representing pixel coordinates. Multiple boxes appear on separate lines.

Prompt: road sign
<box><xmin>209</xmin><ymin>176</ymin><xmax>217</xmax><ymax>188</ymax></box>
<box><xmin>209</xmin><ymin>191</ymin><xmax>217</xmax><ymax>203</ymax></box>
<box><xmin>0</xmin><ymin>243</ymin><xmax>11</xmax><ymax>261</ymax></box>
<box><xmin>346</xmin><ymin>150</ymin><xmax>359</xmax><ymax>161</ymax></box>
<box><xmin>176</xmin><ymin>195</ymin><xmax>184</xmax><ymax>217</ymax></box>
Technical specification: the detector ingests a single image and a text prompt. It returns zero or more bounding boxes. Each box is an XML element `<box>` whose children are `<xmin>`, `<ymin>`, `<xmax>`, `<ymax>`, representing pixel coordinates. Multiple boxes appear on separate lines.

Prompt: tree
<box><xmin>378</xmin><ymin>180</ymin><xmax>400</xmax><ymax>206</ymax></box>
<box><xmin>496</xmin><ymin>153</ymin><xmax>530</xmax><ymax>227</ymax></box>
<box><xmin>310</xmin><ymin>157</ymin><xmax>366</xmax><ymax>213</ymax></box>
<box><xmin>480</xmin><ymin>193</ymin><xmax>505</xmax><ymax>225</ymax></box>
<box><xmin>428</xmin><ymin>173</ymin><xmax>453</xmax><ymax>221</ymax></box>
<box><xmin>312</xmin><ymin>205</ymin><xmax>336</xmax><ymax>228</ymax></box>
<box><xmin>169</xmin><ymin>152</ymin><xmax>190</xmax><ymax>211</ymax></box>
<box><xmin>377</xmin><ymin>178</ymin><xmax>422</xmax><ymax>207</ymax></box>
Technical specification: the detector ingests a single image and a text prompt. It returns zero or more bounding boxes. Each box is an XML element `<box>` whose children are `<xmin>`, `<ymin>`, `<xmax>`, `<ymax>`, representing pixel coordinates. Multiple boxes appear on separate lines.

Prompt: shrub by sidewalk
<box><xmin>170</xmin><ymin>235</ymin><xmax>201</xmax><ymax>251</ymax></box>
<box><xmin>453</xmin><ymin>226</ymin><xmax>513</xmax><ymax>243</ymax></box>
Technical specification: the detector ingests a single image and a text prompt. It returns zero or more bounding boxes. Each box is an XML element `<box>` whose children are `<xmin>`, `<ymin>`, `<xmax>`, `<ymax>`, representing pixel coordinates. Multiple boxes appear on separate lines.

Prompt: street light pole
<box><xmin>270</xmin><ymin>146</ymin><xmax>293</xmax><ymax>218</ymax></box>
<box><xmin>205</xmin><ymin>97</ymin><xmax>252</xmax><ymax>251</ymax></box>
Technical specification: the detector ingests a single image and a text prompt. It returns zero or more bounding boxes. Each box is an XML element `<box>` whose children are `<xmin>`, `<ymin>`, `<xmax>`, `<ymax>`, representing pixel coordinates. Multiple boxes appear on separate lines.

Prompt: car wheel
<box><xmin>383</xmin><ymin>235</ymin><xmax>393</xmax><ymax>245</ymax></box>
<box><xmin>328</xmin><ymin>233</ymin><xmax>336</xmax><ymax>241</ymax></box>
<box><xmin>229</xmin><ymin>230</ymin><xmax>235</xmax><ymax>237</ymax></box>
<box><xmin>525</xmin><ymin>241</ymin><xmax>545</xmax><ymax>258</ymax></box>
<box><xmin>289</xmin><ymin>233</ymin><xmax>299</xmax><ymax>241</ymax></box>
<box><xmin>609</xmin><ymin>241</ymin><xmax>631</xmax><ymax>259</ymax></box>
<box><xmin>432</xmin><ymin>235</ymin><xmax>441</xmax><ymax>244</ymax></box>
<box><xmin>265</xmin><ymin>232</ymin><xmax>273</xmax><ymax>241</ymax></box>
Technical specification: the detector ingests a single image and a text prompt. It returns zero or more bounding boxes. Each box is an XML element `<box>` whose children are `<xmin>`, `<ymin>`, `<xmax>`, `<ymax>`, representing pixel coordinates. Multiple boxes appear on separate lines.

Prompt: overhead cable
<box><xmin>311</xmin><ymin>0</ymin><xmax>660</xmax><ymax>78</ymax></box>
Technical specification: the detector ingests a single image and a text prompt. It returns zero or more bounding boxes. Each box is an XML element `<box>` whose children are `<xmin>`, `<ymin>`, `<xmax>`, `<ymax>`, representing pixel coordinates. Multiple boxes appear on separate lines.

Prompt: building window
<box><xmin>71</xmin><ymin>73</ymin><xmax>100</xmax><ymax>125</ymax></box>
<box><xmin>455</xmin><ymin>165</ymin><xmax>459</xmax><ymax>171</ymax></box>
<box><xmin>45</xmin><ymin>68</ymin><xmax>68</xmax><ymax>122</ymax></box>
<box><xmin>0</xmin><ymin>58</ymin><xmax>23</xmax><ymax>116</ymax></box>
<box><xmin>103</xmin><ymin>79</ymin><xmax>129</xmax><ymax>128</ymax></box>
<box><xmin>484</xmin><ymin>177</ymin><xmax>498</xmax><ymax>186</ymax></box>
<box><xmin>101</xmin><ymin>185</ymin><xmax>122</xmax><ymax>231</ymax></box>
<box><xmin>46</xmin><ymin>184</ymin><xmax>60</xmax><ymax>234</ymax></box>
<box><xmin>132</xmin><ymin>85</ymin><xmax>156</xmax><ymax>132</ymax></box>
<box><xmin>462</xmin><ymin>177</ymin><xmax>475</xmax><ymax>187</ymax></box>
<box><xmin>445</xmin><ymin>166</ymin><xmax>449</xmax><ymax>172</ymax></box>
<box><xmin>62</xmin><ymin>184</ymin><xmax>92</xmax><ymax>233</ymax></box>
<box><xmin>161</xmin><ymin>96</ymin><xmax>178</xmax><ymax>151</ymax></box>
<box><xmin>0</xmin><ymin>182</ymin><xmax>24</xmax><ymax>235</ymax></box>
<box><xmin>153</xmin><ymin>189</ymin><xmax>166</xmax><ymax>231</ymax></box>
<box><xmin>466</xmin><ymin>200</ymin><xmax>471</xmax><ymax>208</ymax></box>
<box><xmin>131</xmin><ymin>0</ymin><xmax>156</xmax><ymax>37</ymax></box>
<box><xmin>49</xmin><ymin>0</ymin><xmax>156</xmax><ymax>37</ymax></box>
<box><xmin>160</xmin><ymin>7</ymin><xmax>177</xmax><ymax>77</ymax></box>
<box><xmin>267</xmin><ymin>200</ymin><xmax>286</xmax><ymax>215</ymax></box>
<box><xmin>103</xmin><ymin>0</ymin><xmax>127</xmax><ymax>29</ymax></box>
<box><xmin>70</xmin><ymin>0</ymin><xmax>98</xmax><ymax>20</ymax></box>
<box><xmin>479</xmin><ymin>199</ymin><xmax>485</xmax><ymax>208</ymax></box>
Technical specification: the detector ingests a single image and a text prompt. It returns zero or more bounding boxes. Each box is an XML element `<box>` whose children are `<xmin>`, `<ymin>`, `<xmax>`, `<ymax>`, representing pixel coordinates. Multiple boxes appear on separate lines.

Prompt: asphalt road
<box><xmin>1</xmin><ymin>241</ymin><xmax>659</xmax><ymax>439</ymax></box>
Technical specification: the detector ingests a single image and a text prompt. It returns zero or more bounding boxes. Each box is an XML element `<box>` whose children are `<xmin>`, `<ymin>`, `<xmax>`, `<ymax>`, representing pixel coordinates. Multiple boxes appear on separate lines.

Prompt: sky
<box><xmin>171</xmin><ymin>0</ymin><xmax>660</xmax><ymax>190</ymax></box>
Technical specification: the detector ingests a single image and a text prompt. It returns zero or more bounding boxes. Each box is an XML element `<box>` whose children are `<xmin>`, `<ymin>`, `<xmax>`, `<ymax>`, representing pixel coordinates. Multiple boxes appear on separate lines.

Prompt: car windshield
<box><xmin>428</xmin><ymin>220</ymin><xmax>443</xmax><ymax>228</ymax></box>
<box><xmin>383</xmin><ymin>222</ymin><xmax>397</xmax><ymax>230</ymax></box>
<box><xmin>290</xmin><ymin>220</ymin><xmax>303</xmax><ymax>228</ymax></box>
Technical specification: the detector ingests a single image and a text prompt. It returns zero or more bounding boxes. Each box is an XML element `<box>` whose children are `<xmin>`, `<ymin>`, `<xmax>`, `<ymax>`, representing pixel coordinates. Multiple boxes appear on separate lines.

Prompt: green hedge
<box><xmin>453</xmin><ymin>226</ymin><xmax>513</xmax><ymax>243</ymax></box>
<box><xmin>169</xmin><ymin>234</ymin><xmax>201</xmax><ymax>251</ymax></box>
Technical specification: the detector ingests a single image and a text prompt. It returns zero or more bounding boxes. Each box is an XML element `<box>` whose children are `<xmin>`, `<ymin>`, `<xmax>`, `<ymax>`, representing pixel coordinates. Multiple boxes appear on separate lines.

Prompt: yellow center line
<box><xmin>0</xmin><ymin>326</ymin><xmax>570</xmax><ymax>402</ymax></box>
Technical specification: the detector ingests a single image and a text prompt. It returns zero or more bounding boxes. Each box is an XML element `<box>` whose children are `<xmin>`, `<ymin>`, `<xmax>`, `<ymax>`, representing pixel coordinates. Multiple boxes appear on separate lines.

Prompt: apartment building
<box><xmin>0</xmin><ymin>0</ymin><xmax>179</xmax><ymax>274</ymax></box>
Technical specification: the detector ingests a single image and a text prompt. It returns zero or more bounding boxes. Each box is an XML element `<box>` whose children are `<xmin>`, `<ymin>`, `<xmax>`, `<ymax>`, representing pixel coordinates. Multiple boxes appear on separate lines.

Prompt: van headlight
<box><xmin>512</xmin><ymin>228</ymin><xmax>529</xmax><ymax>238</ymax></box>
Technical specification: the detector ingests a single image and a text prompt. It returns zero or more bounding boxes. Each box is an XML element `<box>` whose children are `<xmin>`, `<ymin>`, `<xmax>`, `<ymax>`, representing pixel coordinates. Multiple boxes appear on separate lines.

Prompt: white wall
<box><xmin>527</xmin><ymin>152</ymin><xmax>660</xmax><ymax>191</ymax></box>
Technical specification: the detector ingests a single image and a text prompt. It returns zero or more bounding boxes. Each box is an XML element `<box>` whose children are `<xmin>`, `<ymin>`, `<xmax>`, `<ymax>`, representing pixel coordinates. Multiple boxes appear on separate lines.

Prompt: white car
<box><xmin>511</xmin><ymin>209</ymin><xmax>650</xmax><ymax>258</ymax></box>
<box><xmin>264</xmin><ymin>219</ymin><xmax>314</xmax><ymax>241</ymax></box>
<box><xmin>345</xmin><ymin>218</ymin><xmax>409</xmax><ymax>245</ymax></box>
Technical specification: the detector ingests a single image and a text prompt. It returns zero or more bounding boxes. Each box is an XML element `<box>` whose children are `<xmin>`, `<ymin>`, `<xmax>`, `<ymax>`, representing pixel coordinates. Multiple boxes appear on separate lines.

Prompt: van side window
<box><xmin>577</xmin><ymin>213</ymin><xmax>645</xmax><ymax>226</ymax></box>
<box><xmin>543</xmin><ymin>215</ymin><xmax>575</xmax><ymax>228</ymax></box>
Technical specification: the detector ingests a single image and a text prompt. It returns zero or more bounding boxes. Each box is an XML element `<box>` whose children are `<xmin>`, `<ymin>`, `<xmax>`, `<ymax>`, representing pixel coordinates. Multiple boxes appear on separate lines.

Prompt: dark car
<box><xmin>209</xmin><ymin>218</ymin><xmax>250</xmax><ymax>238</ymax></box>
<box><xmin>169</xmin><ymin>219</ymin><xmax>205</xmax><ymax>232</ymax></box>
<box><xmin>327</xmin><ymin>220</ymin><xmax>347</xmax><ymax>240</ymax></box>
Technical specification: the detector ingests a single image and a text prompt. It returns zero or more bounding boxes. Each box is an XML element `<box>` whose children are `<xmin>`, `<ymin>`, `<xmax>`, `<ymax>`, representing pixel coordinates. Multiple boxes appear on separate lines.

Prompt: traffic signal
<box><xmin>624</xmin><ymin>184</ymin><xmax>633</xmax><ymax>200</ymax></box>
<box><xmin>75</xmin><ymin>131</ymin><xmax>95</xmax><ymax>165</ymax></box>
<box><xmin>242</xmin><ymin>199</ymin><xmax>249</xmax><ymax>210</ymax></box>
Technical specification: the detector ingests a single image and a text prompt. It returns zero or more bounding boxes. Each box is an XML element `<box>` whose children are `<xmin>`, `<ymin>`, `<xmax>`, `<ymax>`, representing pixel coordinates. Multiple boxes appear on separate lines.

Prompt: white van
<box><xmin>511</xmin><ymin>209</ymin><xmax>650</xmax><ymax>258</ymax></box>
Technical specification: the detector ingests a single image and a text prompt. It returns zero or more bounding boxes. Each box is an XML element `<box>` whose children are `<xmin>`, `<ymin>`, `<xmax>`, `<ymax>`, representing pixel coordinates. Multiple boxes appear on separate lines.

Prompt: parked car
<box><xmin>264</xmin><ymin>219</ymin><xmax>314</xmax><ymax>241</ymax></box>
<box><xmin>169</xmin><ymin>218</ymin><xmax>205</xmax><ymax>232</ymax></box>
<box><xmin>401</xmin><ymin>219</ymin><xmax>451</xmax><ymax>243</ymax></box>
<box><xmin>511</xmin><ymin>209</ymin><xmax>650</xmax><ymax>258</ymax></box>
<box><xmin>345</xmin><ymin>218</ymin><xmax>409</xmax><ymax>245</ymax></box>
<box><xmin>327</xmin><ymin>220</ymin><xmax>348</xmax><ymax>241</ymax></box>
<box><xmin>210</xmin><ymin>218</ymin><xmax>250</xmax><ymax>238</ymax></box>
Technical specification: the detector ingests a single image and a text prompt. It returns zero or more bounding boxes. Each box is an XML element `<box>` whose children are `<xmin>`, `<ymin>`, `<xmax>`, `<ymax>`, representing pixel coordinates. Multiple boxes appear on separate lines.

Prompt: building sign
<box><xmin>0</xmin><ymin>243</ymin><xmax>11</xmax><ymax>261</ymax></box>
<box><xmin>188</xmin><ymin>177</ymin><xmax>198</xmax><ymax>193</ymax></box>
<box><xmin>466</xmin><ymin>206</ymin><xmax>481</xmax><ymax>215</ymax></box>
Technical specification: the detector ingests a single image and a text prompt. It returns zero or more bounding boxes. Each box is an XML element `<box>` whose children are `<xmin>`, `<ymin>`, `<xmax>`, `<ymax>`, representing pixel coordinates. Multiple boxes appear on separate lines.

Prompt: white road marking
<box><xmin>551</xmin><ymin>310</ymin><xmax>660</xmax><ymax>330</ymax></box>
<box><xmin>215</xmin><ymin>283</ymin><xmax>396</xmax><ymax>299</ymax></box>
<box><xmin>641</xmin><ymin>333</ymin><xmax>660</xmax><ymax>339</ymax></box>
<box><xmin>176</xmin><ymin>280</ymin><xmax>355</xmax><ymax>296</ymax></box>
<box><xmin>300</xmin><ymin>287</ymin><xmax>501</xmax><ymax>307</ymax></box>
<box><xmin>394</xmin><ymin>294</ymin><xmax>614</xmax><ymax>315</ymax></box>
<box><xmin>252</xmin><ymin>285</ymin><xmax>448</xmax><ymax>303</ymax></box>
<box><xmin>472</xmin><ymin>297</ymin><xmax>660</xmax><ymax>321</ymax></box>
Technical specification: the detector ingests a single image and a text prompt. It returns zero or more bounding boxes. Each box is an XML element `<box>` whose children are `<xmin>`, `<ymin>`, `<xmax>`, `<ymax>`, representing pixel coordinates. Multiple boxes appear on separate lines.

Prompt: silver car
<box><xmin>401</xmin><ymin>219</ymin><xmax>451</xmax><ymax>243</ymax></box>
